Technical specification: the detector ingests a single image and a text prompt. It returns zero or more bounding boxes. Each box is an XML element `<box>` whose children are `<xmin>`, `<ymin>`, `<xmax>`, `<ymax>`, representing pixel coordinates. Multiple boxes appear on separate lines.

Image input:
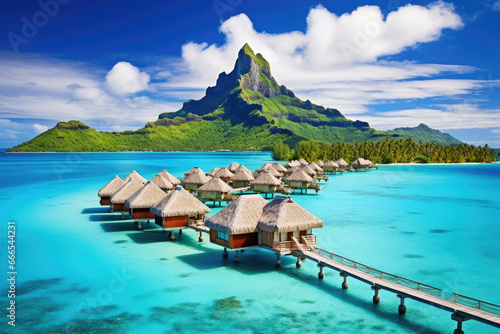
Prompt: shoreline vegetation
<box><xmin>272</xmin><ymin>138</ymin><xmax>499</xmax><ymax>164</ymax></box>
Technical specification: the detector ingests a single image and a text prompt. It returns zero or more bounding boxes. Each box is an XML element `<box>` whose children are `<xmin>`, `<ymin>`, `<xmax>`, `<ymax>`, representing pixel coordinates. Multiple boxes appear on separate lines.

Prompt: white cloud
<box><xmin>493</xmin><ymin>1</ymin><xmax>500</xmax><ymax>11</ymax></box>
<box><xmin>32</xmin><ymin>123</ymin><xmax>48</xmax><ymax>133</ymax></box>
<box><xmin>104</xmin><ymin>62</ymin><xmax>150</xmax><ymax>95</ymax></box>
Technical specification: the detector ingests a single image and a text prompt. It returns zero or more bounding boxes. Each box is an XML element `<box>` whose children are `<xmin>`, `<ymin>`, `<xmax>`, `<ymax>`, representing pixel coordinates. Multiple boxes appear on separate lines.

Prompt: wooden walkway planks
<box><xmin>300</xmin><ymin>249</ymin><xmax>500</xmax><ymax>328</ymax></box>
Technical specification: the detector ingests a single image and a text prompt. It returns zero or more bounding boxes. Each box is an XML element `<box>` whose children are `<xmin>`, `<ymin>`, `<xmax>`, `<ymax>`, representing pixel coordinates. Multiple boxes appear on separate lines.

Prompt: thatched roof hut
<box><xmin>159</xmin><ymin>170</ymin><xmax>181</xmax><ymax>185</ymax></box>
<box><xmin>227</xmin><ymin>162</ymin><xmax>240</xmax><ymax>173</ymax></box>
<box><xmin>335</xmin><ymin>158</ymin><xmax>349</xmax><ymax>167</ymax></box>
<box><xmin>110</xmin><ymin>179</ymin><xmax>143</xmax><ymax>212</ymax></box>
<box><xmin>149</xmin><ymin>174</ymin><xmax>174</xmax><ymax>191</ymax></box>
<box><xmin>322</xmin><ymin>160</ymin><xmax>339</xmax><ymax>172</ymax></box>
<box><xmin>258</xmin><ymin>162</ymin><xmax>273</xmax><ymax>171</ymax></box>
<box><xmin>124</xmin><ymin>170</ymin><xmax>147</xmax><ymax>184</ymax></box>
<box><xmin>231</xmin><ymin>169</ymin><xmax>255</xmax><ymax>187</ymax></box>
<box><xmin>258</xmin><ymin>196</ymin><xmax>324</xmax><ymax>233</ymax></box>
<box><xmin>205</xmin><ymin>195</ymin><xmax>267</xmax><ymax>235</ymax></box>
<box><xmin>250</xmin><ymin>171</ymin><xmax>281</xmax><ymax>186</ymax></box>
<box><xmin>284</xmin><ymin>169</ymin><xmax>314</xmax><ymax>183</ymax></box>
<box><xmin>235</xmin><ymin>164</ymin><xmax>252</xmax><ymax>175</ymax></box>
<box><xmin>298</xmin><ymin>158</ymin><xmax>308</xmax><ymax>165</ymax></box>
<box><xmin>214</xmin><ymin>167</ymin><xmax>234</xmax><ymax>182</ymax></box>
<box><xmin>182</xmin><ymin>169</ymin><xmax>210</xmax><ymax>190</ymax></box>
<box><xmin>125</xmin><ymin>181</ymin><xmax>166</xmax><ymax>209</ymax></box>
<box><xmin>316</xmin><ymin>160</ymin><xmax>324</xmax><ymax>167</ymax></box>
<box><xmin>98</xmin><ymin>176</ymin><xmax>125</xmax><ymax>197</ymax></box>
<box><xmin>308</xmin><ymin>162</ymin><xmax>323</xmax><ymax>173</ymax></box>
<box><xmin>352</xmin><ymin>158</ymin><xmax>371</xmax><ymax>168</ymax></box>
<box><xmin>300</xmin><ymin>164</ymin><xmax>317</xmax><ymax>176</ymax></box>
<box><xmin>259</xmin><ymin>165</ymin><xmax>281</xmax><ymax>178</ymax></box>
<box><xmin>151</xmin><ymin>186</ymin><xmax>210</xmax><ymax>218</ymax></box>
<box><xmin>272</xmin><ymin>163</ymin><xmax>287</xmax><ymax>173</ymax></box>
<box><xmin>184</xmin><ymin>167</ymin><xmax>205</xmax><ymax>176</ymax></box>
<box><xmin>207</xmin><ymin>168</ymin><xmax>221</xmax><ymax>177</ymax></box>
<box><xmin>197</xmin><ymin>177</ymin><xmax>233</xmax><ymax>194</ymax></box>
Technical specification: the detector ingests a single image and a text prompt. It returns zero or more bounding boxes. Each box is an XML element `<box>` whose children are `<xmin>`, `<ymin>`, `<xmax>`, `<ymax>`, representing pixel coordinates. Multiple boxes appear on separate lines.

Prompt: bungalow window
<box><xmin>217</xmin><ymin>231</ymin><xmax>229</xmax><ymax>241</ymax></box>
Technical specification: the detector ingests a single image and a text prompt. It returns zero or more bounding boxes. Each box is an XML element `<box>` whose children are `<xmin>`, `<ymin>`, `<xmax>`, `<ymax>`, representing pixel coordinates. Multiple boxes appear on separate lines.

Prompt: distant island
<box><xmin>7</xmin><ymin>44</ymin><xmax>469</xmax><ymax>153</ymax></box>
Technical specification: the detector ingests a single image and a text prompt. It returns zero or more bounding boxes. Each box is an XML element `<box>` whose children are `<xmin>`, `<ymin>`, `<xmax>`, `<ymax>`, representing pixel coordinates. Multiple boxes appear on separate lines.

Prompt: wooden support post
<box><xmin>121</xmin><ymin>212</ymin><xmax>125</xmax><ymax>220</ymax></box>
<box><xmin>295</xmin><ymin>256</ymin><xmax>302</xmax><ymax>269</ymax></box>
<box><xmin>318</xmin><ymin>264</ymin><xmax>325</xmax><ymax>279</ymax></box>
<box><xmin>275</xmin><ymin>254</ymin><xmax>281</xmax><ymax>268</ymax></box>
<box><xmin>340</xmin><ymin>272</ymin><xmax>348</xmax><ymax>289</ymax></box>
<box><xmin>223</xmin><ymin>247</ymin><xmax>228</xmax><ymax>259</ymax></box>
<box><xmin>451</xmin><ymin>313</ymin><xmax>469</xmax><ymax>334</ymax></box>
<box><xmin>169</xmin><ymin>231</ymin><xmax>176</xmax><ymax>241</ymax></box>
<box><xmin>179</xmin><ymin>229</ymin><xmax>182</xmax><ymax>235</ymax></box>
<box><xmin>198</xmin><ymin>231</ymin><xmax>203</xmax><ymax>242</ymax></box>
<box><xmin>397</xmin><ymin>294</ymin><xmax>406</xmax><ymax>315</ymax></box>
<box><xmin>372</xmin><ymin>286</ymin><xmax>381</xmax><ymax>304</ymax></box>
<box><xmin>234</xmin><ymin>250</ymin><xmax>240</xmax><ymax>263</ymax></box>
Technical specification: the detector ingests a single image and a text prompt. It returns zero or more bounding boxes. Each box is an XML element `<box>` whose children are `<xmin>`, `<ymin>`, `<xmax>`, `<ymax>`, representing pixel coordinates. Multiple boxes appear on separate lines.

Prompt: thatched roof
<box><xmin>352</xmin><ymin>158</ymin><xmax>370</xmax><ymax>167</ymax></box>
<box><xmin>231</xmin><ymin>169</ymin><xmax>255</xmax><ymax>181</ymax></box>
<box><xmin>284</xmin><ymin>169</ymin><xmax>313</xmax><ymax>183</ymax></box>
<box><xmin>287</xmin><ymin>166</ymin><xmax>299</xmax><ymax>173</ymax></box>
<box><xmin>258</xmin><ymin>162</ymin><xmax>273</xmax><ymax>171</ymax></box>
<box><xmin>151</xmin><ymin>186</ymin><xmax>210</xmax><ymax>217</ymax></box>
<box><xmin>299</xmin><ymin>158</ymin><xmax>308</xmax><ymax>165</ymax></box>
<box><xmin>182</xmin><ymin>169</ymin><xmax>210</xmax><ymax>184</ymax></box>
<box><xmin>98</xmin><ymin>176</ymin><xmax>125</xmax><ymax>197</ymax></box>
<box><xmin>207</xmin><ymin>167</ymin><xmax>221</xmax><ymax>177</ymax></box>
<box><xmin>197</xmin><ymin>177</ymin><xmax>233</xmax><ymax>193</ymax></box>
<box><xmin>110</xmin><ymin>179</ymin><xmax>143</xmax><ymax>204</ymax></box>
<box><xmin>300</xmin><ymin>164</ymin><xmax>317</xmax><ymax>175</ymax></box>
<box><xmin>149</xmin><ymin>174</ymin><xmax>174</xmax><ymax>190</ymax></box>
<box><xmin>308</xmin><ymin>162</ymin><xmax>323</xmax><ymax>173</ymax></box>
<box><xmin>316</xmin><ymin>160</ymin><xmax>324</xmax><ymax>167</ymax></box>
<box><xmin>125</xmin><ymin>181</ymin><xmax>167</xmax><ymax>209</ymax></box>
<box><xmin>250</xmin><ymin>171</ymin><xmax>281</xmax><ymax>186</ymax></box>
<box><xmin>184</xmin><ymin>167</ymin><xmax>205</xmax><ymax>176</ymax></box>
<box><xmin>227</xmin><ymin>162</ymin><xmax>240</xmax><ymax>173</ymax></box>
<box><xmin>235</xmin><ymin>164</ymin><xmax>252</xmax><ymax>174</ymax></box>
<box><xmin>124</xmin><ymin>170</ymin><xmax>147</xmax><ymax>184</ymax></box>
<box><xmin>159</xmin><ymin>170</ymin><xmax>181</xmax><ymax>185</ymax></box>
<box><xmin>272</xmin><ymin>163</ymin><xmax>287</xmax><ymax>173</ymax></box>
<box><xmin>323</xmin><ymin>160</ymin><xmax>339</xmax><ymax>168</ymax></box>
<box><xmin>258</xmin><ymin>196</ymin><xmax>324</xmax><ymax>233</ymax></box>
<box><xmin>215</xmin><ymin>167</ymin><xmax>234</xmax><ymax>178</ymax></box>
<box><xmin>205</xmin><ymin>195</ymin><xmax>267</xmax><ymax>235</ymax></box>
<box><xmin>335</xmin><ymin>158</ymin><xmax>349</xmax><ymax>167</ymax></box>
<box><xmin>259</xmin><ymin>165</ymin><xmax>281</xmax><ymax>178</ymax></box>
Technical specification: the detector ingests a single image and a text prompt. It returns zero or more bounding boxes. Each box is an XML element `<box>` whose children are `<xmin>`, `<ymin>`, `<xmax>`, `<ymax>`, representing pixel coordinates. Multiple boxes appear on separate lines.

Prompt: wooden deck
<box><xmin>300</xmin><ymin>248</ymin><xmax>500</xmax><ymax>329</ymax></box>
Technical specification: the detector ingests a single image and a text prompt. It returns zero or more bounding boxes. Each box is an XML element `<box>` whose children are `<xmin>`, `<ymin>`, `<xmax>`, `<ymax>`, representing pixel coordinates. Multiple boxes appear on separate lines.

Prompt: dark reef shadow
<box><xmin>82</xmin><ymin>207</ymin><xmax>109</xmax><ymax>214</ymax></box>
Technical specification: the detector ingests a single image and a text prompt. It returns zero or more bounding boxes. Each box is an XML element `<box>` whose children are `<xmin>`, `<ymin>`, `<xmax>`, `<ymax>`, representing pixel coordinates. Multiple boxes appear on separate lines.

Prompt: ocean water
<box><xmin>0</xmin><ymin>152</ymin><xmax>499</xmax><ymax>334</ymax></box>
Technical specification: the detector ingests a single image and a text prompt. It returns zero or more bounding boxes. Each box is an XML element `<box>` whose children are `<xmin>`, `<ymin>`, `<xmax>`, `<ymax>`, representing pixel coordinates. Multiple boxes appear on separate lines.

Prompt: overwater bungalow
<box><xmin>259</xmin><ymin>165</ymin><xmax>282</xmax><ymax>179</ymax></box>
<box><xmin>214</xmin><ymin>168</ymin><xmax>234</xmax><ymax>184</ymax></box>
<box><xmin>352</xmin><ymin>158</ymin><xmax>371</xmax><ymax>171</ymax></box>
<box><xmin>335</xmin><ymin>158</ymin><xmax>349</xmax><ymax>172</ymax></box>
<box><xmin>149</xmin><ymin>174</ymin><xmax>174</xmax><ymax>192</ymax></box>
<box><xmin>196</xmin><ymin>177</ymin><xmax>234</xmax><ymax>205</ymax></box>
<box><xmin>227</xmin><ymin>162</ymin><xmax>240</xmax><ymax>173</ymax></box>
<box><xmin>283</xmin><ymin>169</ymin><xmax>315</xmax><ymax>194</ymax></box>
<box><xmin>322</xmin><ymin>160</ymin><xmax>339</xmax><ymax>174</ymax></box>
<box><xmin>230</xmin><ymin>169</ymin><xmax>255</xmax><ymax>188</ymax></box>
<box><xmin>184</xmin><ymin>167</ymin><xmax>205</xmax><ymax>177</ymax></box>
<box><xmin>110</xmin><ymin>179</ymin><xmax>143</xmax><ymax>217</ymax></box>
<box><xmin>182</xmin><ymin>169</ymin><xmax>210</xmax><ymax>191</ymax></box>
<box><xmin>125</xmin><ymin>181</ymin><xmax>167</xmax><ymax>229</ymax></box>
<box><xmin>98</xmin><ymin>176</ymin><xmax>125</xmax><ymax>208</ymax></box>
<box><xmin>271</xmin><ymin>163</ymin><xmax>287</xmax><ymax>175</ymax></box>
<box><xmin>234</xmin><ymin>164</ymin><xmax>252</xmax><ymax>175</ymax></box>
<box><xmin>308</xmin><ymin>162</ymin><xmax>323</xmax><ymax>174</ymax></box>
<box><xmin>300</xmin><ymin>164</ymin><xmax>317</xmax><ymax>179</ymax></box>
<box><xmin>298</xmin><ymin>158</ymin><xmax>308</xmax><ymax>165</ymax></box>
<box><xmin>207</xmin><ymin>167</ymin><xmax>221</xmax><ymax>177</ymax></box>
<box><xmin>124</xmin><ymin>170</ymin><xmax>147</xmax><ymax>184</ymax></box>
<box><xmin>316</xmin><ymin>160</ymin><xmax>324</xmax><ymax>167</ymax></box>
<box><xmin>159</xmin><ymin>170</ymin><xmax>181</xmax><ymax>186</ymax></box>
<box><xmin>258</xmin><ymin>196</ymin><xmax>324</xmax><ymax>266</ymax></box>
<box><xmin>249</xmin><ymin>171</ymin><xmax>281</xmax><ymax>198</ymax></box>
<box><xmin>205</xmin><ymin>194</ymin><xmax>267</xmax><ymax>262</ymax></box>
<box><xmin>151</xmin><ymin>186</ymin><xmax>210</xmax><ymax>240</ymax></box>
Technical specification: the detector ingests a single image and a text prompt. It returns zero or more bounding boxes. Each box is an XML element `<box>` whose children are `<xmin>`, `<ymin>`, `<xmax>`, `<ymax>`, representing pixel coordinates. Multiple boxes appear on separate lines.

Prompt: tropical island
<box><xmin>6</xmin><ymin>44</ymin><xmax>497</xmax><ymax>163</ymax></box>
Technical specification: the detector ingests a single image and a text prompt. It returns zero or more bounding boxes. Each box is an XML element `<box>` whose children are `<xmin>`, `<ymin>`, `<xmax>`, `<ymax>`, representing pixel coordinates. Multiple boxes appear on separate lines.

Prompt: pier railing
<box><xmin>312</xmin><ymin>248</ymin><xmax>500</xmax><ymax>316</ymax></box>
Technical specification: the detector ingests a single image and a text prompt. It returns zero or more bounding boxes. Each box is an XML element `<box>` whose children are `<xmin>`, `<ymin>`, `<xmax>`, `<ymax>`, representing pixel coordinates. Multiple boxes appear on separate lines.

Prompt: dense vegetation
<box><xmin>278</xmin><ymin>138</ymin><xmax>498</xmax><ymax>163</ymax></box>
<box><xmin>387</xmin><ymin>123</ymin><xmax>462</xmax><ymax>146</ymax></box>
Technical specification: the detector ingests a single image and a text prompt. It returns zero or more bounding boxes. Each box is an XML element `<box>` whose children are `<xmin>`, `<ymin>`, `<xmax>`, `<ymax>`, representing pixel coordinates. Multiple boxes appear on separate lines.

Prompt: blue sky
<box><xmin>1</xmin><ymin>0</ymin><xmax>500</xmax><ymax>147</ymax></box>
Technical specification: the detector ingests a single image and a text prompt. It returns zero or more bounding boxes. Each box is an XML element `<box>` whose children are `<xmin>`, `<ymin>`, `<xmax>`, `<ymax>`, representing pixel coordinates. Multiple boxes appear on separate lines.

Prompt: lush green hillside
<box><xmin>387</xmin><ymin>123</ymin><xmax>462</xmax><ymax>146</ymax></box>
<box><xmin>7</xmin><ymin>44</ymin><xmax>463</xmax><ymax>153</ymax></box>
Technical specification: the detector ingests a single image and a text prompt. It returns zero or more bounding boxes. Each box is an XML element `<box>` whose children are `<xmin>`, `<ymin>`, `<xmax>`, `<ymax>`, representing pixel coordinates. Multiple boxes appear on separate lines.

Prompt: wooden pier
<box><xmin>299</xmin><ymin>247</ymin><xmax>500</xmax><ymax>333</ymax></box>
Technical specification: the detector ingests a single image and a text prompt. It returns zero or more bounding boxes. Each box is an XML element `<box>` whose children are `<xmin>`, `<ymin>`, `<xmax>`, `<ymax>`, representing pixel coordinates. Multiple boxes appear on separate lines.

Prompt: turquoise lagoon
<box><xmin>0</xmin><ymin>152</ymin><xmax>499</xmax><ymax>333</ymax></box>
